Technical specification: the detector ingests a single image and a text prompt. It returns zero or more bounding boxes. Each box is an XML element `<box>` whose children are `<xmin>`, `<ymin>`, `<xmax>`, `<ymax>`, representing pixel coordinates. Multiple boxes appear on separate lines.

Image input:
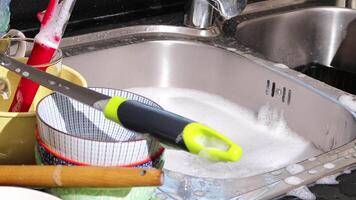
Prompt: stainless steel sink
<box><xmin>62</xmin><ymin>37</ymin><xmax>356</xmax><ymax>199</ymax></box>
<box><xmin>235</xmin><ymin>7</ymin><xmax>356</xmax><ymax>95</ymax></box>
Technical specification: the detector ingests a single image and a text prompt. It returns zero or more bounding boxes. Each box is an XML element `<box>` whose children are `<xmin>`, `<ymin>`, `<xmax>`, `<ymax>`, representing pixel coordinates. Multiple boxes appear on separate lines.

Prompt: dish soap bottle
<box><xmin>0</xmin><ymin>0</ymin><xmax>11</xmax><ymax>37</ymax></box>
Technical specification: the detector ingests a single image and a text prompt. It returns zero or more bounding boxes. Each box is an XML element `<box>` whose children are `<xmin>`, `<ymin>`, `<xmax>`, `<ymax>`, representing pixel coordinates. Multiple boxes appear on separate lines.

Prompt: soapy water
<box><xmin>287</xmin><ymin>186</ymin><xmax>316</xmax><ymax>200</ymax></box>
<box><xmin>316</xmin><ymin>173</ymin><xmax>341</xmax><ymax>185</ymax></box>
<box><xmin>126</xmin><ymin>87</ymin><xmax>322</xmax><ymax>179</ymax></box>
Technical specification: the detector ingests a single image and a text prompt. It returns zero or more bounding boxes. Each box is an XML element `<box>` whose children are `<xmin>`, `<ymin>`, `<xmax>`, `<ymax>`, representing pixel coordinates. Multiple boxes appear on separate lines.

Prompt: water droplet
<box><xmin>270</xmin><ymin>170</ymin><xmax>282</xmax><ymax>175</ymax></box>
<box><xmin>15</xmin><ymin>68</ymin><xmax>21</xmax><ymax>73</ymax></box>
<box><xmin>323</xmin><ymin>163</ymin><xmax>335</xmax><ymax>169</ymax></box>
<box><xmin>49</xmin><ymin>80</ymin><xmax>56</xmax><ymax>85</ymax></box>
<box><xmin>226</xmin><ymin>47</ymin><xmax>237</xmax><ymax>52</ymax></box>
<box><xmin>316</xmin><ymin>173</ymin><xmax>340</xmax><ymax>185</ymax></box>
<box><xmin>327</xmin><ymin>154</ymin><xmax>338</xmax><ymax>160</ymax></box>
<box><xmin>156</xmin><ymin>193</ymin><xmax>168</xmax><ymax>200</ymax></box>
<box><xmin>0</xmin><ymin>60</ymin><xmax>10</xmax><ymax>66</ymax></box>
<box><xmin>274</xmin><ymin>63</ymin><xmax>289</xmax><ymax>69</ymax></box>
<box><xmin>1</xmin><ymin>92</ymin><xmax>8</xmax><ymax>100</ymax></box>
<box><xmin>64</xmin><ymin>86</ymin><xmax>70</xmax><ymax>90</ymax></box>
<box><xmin>308</xmin><ymin>170</ymin><xmax>318</xmax><ymax>174</ymax></box>
<box><xmin>308</xmin><ymin>157</ymin><xmax>316</xmax><ymax>161</ymax></box>
<box><xmin>194</xmin><ymin>190</ymin><xmax>205</xmax><ymax>197</ymax></box>
<box><xmin>286</xmin><ymin>164</ymin><xmax>305</xmax><ymax>175</ymax></box>
<box><xmin>22</xmin><ymin>71</ymin><xmax>29</xmax><ymax>77</ymax></box>
<box><xmin>284</xmin><ymin>176</ymin><xmax>304</xmax><ymax>185</ymax></box>
<box><xmin>287</xmin><ymin>186</ymin><xmax>316</xmax><ymax>200</ymax></box>
<box><xmin>213</xmin><ymin>181</ymin><xmax>220</xmax><ymax>186</ymax></box>
<box><xmin>87</xmin><ymin>46</ymin><xmax>95</xmax><ymax>50</ymax></box>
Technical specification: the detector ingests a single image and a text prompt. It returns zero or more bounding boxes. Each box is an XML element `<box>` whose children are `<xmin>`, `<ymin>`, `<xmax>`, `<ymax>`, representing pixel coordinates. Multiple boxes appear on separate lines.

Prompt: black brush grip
<box><xmin>117</xmin><ymin>100</ymin><xmax>193</xmax><ymax>149</ymax></box>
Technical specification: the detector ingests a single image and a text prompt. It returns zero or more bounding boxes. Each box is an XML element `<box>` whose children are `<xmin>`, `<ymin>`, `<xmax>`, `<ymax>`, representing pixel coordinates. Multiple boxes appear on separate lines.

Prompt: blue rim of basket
<box><xmin>35</xmin><ymin>87</ymin><xmax>163</xmax><ymax>143</ymax></box>
<box><xmin>35</xmin><ymin>127</ymin><xmax>165</xmax><ymax>167</ymax></box>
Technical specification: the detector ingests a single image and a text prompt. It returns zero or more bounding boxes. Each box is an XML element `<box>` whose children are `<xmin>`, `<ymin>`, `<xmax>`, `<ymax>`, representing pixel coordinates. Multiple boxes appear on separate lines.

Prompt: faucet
<box><xmin>346</xmin><ymin>0</ymin><xmax>356</xmax><ymax>8</ymax></box>
<box><xmin>184</xmin><ymin>0</ymin><xmax>247</xmax><ymax>29</ymax></box>
<box><xmin>337</xmin><ymin>0</ymin><xmax>356</xmax><ymax>8</ymax></box>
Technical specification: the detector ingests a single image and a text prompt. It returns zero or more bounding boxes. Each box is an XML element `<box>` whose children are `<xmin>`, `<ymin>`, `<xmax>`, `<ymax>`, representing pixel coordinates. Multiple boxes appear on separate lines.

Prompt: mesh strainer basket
<box><xmin>36</xmin><ymin>87</ymin><xmax>164</xmax><ymax>167</ymax></box>
<box><xmin>35</xmin><ymin>88</ymin><xmax>165</xmax><ymax>200</ymax></box>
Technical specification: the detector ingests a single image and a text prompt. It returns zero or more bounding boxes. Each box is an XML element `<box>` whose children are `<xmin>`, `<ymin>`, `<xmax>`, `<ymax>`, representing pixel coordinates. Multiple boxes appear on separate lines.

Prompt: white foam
<box><xmin>287</xmin><ymin>186</ymin><xmax>316</xmax><ymax>200</ymax></box>
<box><xmin>126</xmin><ymin>87</ymin><xmax>322</xmax><ymax>179</ymax></box>
<box><xmin>316</xmin><ymin>173</ymin><xmax>340</xmax><ymax>185</ymax></box>
<box><xmin>338</xmin><ymin>95</ymin><xmax>356</xmax><ymax>112</ymax></box>
<box><xmin>36</xmin><ymin>0</ymin><xmax>75</xmax><ymax>48</ymax></box>
<box><xmin>274</xmin><ymin>63</ymin><xmax>289</xmax><ymax>69</ymax></box>
<box><xmin>308</xmin><ymin>169</ymin><xmax>318</xmax><ymax>174</ymax></box>
<box><xmin>323</xmin><ymin>163</ymin><xmax>335</xmax><ymax>169</ymax></box>
<box><xmin>286</xmin><ymin>164</ymin><xmax>305</xmax><ymax>175</ymax></box>
<box><xmin>308</xmin><ymin>157</ymin><xmax>316</xmax><ymax>161</ymax></box>
<box><xmin>284</xmin><ymin>176</ymin><xmax>304</xmax><ymax>185</ymax></box>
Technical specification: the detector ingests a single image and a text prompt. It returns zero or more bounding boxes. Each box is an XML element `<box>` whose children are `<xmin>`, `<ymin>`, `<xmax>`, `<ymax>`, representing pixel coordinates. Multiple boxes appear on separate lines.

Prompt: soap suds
<box><xmin>323</xmin><ymin>163</ymin><xmax>335</xmax><ymax>169</ymax></box>
<box><xmin>286</xmin><ymin>164</ymin><xmax>305</xmax><ymax>175</ymax></box>
<box><xmin>274</xmin><ymin>63</ymin><xmax>289</xmax><ymax>69</ymax></box>
<box><xmin>308</xmin><ymin>157</ymin><xmax>316</xmax><ymax>161</ymax></box>
<box><xmin>287</xmin><ymin>186</ymin><xmax>316</xmax><ymax>200</ymax></box>
<box><xmin>338</xmin><ymin>95</ymin><xmax>356</xmax><ymax>112</ymax></box>
<box><xmin>316</xmin><ymin>173</ymin><xmax>341</xmax><ymax>185</ymax></box>
<box><xmin>36</xmin><ymin>0</ymin><xmax>75</xmax><ymax>48</ymax></box>
<box><xmin>308</xmin><ymin>170</ymin><xmax>318</xmax><ymax>174</ymax></box>
<box><xmin>126</xmin><ymin>87</ymin><xmax>322</xmax><ymax>179</ymax></box>
<box><xmin>284</xmin><ymin>176</ymin><xmax>304</xmax><ymax>185</ymax></box>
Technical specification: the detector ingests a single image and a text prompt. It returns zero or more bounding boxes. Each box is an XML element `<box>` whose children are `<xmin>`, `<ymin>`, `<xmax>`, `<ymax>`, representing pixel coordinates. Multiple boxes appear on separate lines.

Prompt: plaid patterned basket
<box><xmin>36</xmin><ymin>87</ymin><xmax>164</xmax><ymax>166</ymax></box>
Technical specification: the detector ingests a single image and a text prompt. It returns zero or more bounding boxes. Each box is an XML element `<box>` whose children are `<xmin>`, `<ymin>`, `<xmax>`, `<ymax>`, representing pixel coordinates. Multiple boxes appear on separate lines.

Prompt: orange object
<box><xmin>0</xmin><ymin>165</ymin><xmax>163</xmax><ymax>187</ymax></box>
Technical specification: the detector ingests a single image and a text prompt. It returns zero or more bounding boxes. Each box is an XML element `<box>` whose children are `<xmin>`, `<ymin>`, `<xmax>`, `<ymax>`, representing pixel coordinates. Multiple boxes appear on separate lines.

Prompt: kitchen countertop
<box><xmin>56</xmin><ymin>3</ymin><xmax>356</xmax><ymax>200</ymax></box>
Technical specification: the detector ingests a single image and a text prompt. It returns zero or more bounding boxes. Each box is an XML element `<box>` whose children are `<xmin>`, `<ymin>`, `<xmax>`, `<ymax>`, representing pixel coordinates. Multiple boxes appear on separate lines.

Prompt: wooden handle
<box><xmin>0</xmin><ymin>165</ymin><xmax>163</xmax><ymax>187</ymax></box>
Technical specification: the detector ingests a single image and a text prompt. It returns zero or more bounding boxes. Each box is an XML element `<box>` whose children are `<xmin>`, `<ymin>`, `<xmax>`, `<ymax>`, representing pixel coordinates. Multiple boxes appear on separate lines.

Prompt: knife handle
<box><xmin>104</xmin><ymin>97</ymin><xmax>243</xmax><ymax>162</ymax></box>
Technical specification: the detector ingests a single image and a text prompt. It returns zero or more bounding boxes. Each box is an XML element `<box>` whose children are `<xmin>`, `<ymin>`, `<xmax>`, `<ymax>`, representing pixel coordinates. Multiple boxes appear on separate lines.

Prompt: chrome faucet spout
<box><xmin>185</xmin><ymin>0</ymin><xmax>246</xmax><ymax>29</ymax></box>
<box><xmin>206</xmin><ymin>0</ymin><xmax>246</xmax><ymax>19</ymax></box>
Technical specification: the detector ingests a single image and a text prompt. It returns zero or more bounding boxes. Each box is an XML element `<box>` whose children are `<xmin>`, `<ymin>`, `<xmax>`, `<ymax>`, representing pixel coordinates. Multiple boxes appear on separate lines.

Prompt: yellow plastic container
<box><xmin>0</xmin><ymin>62</ymin><xmax>87</xmax><ymax>164</ymax></box>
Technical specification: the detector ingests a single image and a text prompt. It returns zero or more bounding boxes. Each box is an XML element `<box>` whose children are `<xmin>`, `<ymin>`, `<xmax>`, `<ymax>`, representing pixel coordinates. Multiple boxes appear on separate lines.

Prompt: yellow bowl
<box><xmin>0</xmin><ymin>64</ymin><xmax>87</xmax><ymax>164</ymax></box>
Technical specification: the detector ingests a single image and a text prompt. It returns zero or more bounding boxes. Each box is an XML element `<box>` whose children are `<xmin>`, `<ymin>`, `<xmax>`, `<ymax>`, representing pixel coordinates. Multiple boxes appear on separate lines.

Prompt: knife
<box><xmin>0</xmin><ymin>54</ymin><xmax>242</xmax><ymax>162</ymax></box>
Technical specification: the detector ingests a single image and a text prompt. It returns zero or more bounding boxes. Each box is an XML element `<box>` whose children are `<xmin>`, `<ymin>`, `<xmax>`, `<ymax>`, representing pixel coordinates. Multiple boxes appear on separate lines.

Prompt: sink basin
<box><xmin>236</xmin><ymin>7</ymin><xmax>356</xmax><ymax>95</ymax></box>
<box><xmin>63</xmin><ymin>39</ymin><xmax>356</xmax><ymax>199</ymax></box>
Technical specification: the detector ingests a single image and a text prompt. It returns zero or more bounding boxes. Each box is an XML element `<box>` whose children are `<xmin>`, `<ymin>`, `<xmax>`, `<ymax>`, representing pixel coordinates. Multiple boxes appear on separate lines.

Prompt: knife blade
<box><xmin>0</xmin><ymin>53</ymin><xmax>243</xmax><ymax>162</ymax></box>
<box><xmin>0</xmin><ymin>53</ymin><xmax>111</xmax><ymax>110</ymax></box>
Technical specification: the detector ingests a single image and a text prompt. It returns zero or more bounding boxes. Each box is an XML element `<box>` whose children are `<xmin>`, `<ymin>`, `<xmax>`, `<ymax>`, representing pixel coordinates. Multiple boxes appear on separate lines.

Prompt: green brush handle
<box><xmin>104</xmin><ymin>96</ymin><xmax>243</xmax><ymax>162</ymax></box>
